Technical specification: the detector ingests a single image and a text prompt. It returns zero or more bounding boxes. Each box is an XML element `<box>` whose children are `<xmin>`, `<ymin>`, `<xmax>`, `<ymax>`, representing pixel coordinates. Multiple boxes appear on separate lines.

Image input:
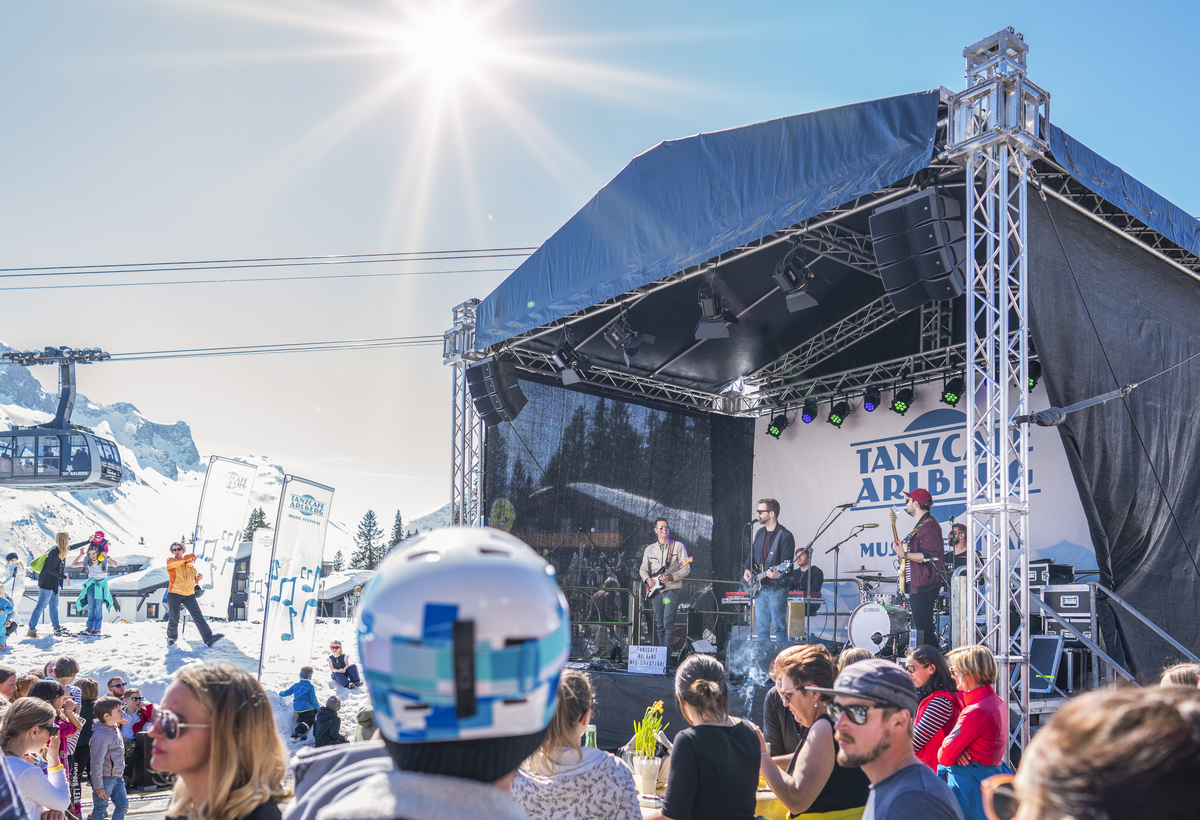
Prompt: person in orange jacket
<box><xmin>165</xmin><ymin>542</ymin><xmax>223</xmax><ymax>648</ymax></box>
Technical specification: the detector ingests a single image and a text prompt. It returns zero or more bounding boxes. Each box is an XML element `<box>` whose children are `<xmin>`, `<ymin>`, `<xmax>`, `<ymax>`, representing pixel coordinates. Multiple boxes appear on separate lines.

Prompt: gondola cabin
<box><xmin>0</xmin><ymin>429</ymin><xmax>123</xmax><ymax>489</ymax></box>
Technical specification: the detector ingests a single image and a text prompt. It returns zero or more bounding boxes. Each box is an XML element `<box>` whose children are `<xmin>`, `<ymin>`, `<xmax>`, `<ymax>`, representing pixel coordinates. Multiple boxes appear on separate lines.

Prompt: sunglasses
<box><xmin>40</xmin><ymin>723</ymin><xmax>60</xmax><ymax>737</ymax></box>
<box><xmin>170</xmin><ymin>548</ymin><xmax>184</xmax><ymax>553</ymax></box>
<box><xmin>827</xmin><ymin>702</ymin><xmax>887</xmax><ymax>725</ymax></box>
<box><xmin>156</xmin><ymin>709</ymin><xmax>211</xmax><ymax>740</ymax></box>
<box><xmin>776</xmin><ymin>683</ymin><xmax>805</xmax><ymax>703</ymax></box>
<box><xmin>126</xmin><ymin>696</ymin><xmax>143</xmax><ymax>702</ymax></box>
<box><xmin>982</xmin><ymin>773</ymin><xmax>1019</xmax><ymax>820</ymax></box>
<box><xmin>111</xmin><ymin>683</ymin><xmax>126</xmax><ymax>688</ymax></box>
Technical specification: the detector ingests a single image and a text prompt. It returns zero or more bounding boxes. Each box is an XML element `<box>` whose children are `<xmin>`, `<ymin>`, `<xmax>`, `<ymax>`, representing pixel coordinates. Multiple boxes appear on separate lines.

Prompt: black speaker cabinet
<box><xmin>465</xmin><ymin>359</ymin><xmax>527</xmax><ymax>426</ymax></box>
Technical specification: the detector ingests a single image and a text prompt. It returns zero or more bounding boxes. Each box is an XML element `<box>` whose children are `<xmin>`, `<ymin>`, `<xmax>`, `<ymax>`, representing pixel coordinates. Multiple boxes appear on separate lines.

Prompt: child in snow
<box><xmin>279</xmin><ymin>666</ymin><xmax>319</xmax><ymax>740</ymax></box>
<box><xmin>3</xmin><ymin>553</ymin><xmax>25</xmax><ymax>635</ymax></box>
<box><xmin>327</xmin><ymin>640</ymin><xmax>364</xmax><ymax>689</ymax></box>
<box><xmin>89</xmin><ymin>695</ymin><xmax>129</xmax><ymax>820</ymax></box>
<box><xmin>0</xmin><ymin>591</ymin><xmax>13</xmax><ymax>652</ymax></box>
<box><xmin>72</xmin><ymin>544</ymin><xmax>118</xmax><ymax>636</ymax></box>
<box><xmin>313</xmin><ymin>696</ymin><xmax>349</xmax><ymax>747</ymax></box>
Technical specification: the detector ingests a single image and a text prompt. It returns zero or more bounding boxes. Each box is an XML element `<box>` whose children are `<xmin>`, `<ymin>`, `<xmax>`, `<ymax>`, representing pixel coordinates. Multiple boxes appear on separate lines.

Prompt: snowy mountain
<box><xmin>408</xmin><ymin>501</ymin><xmax>453</xmax><ymax>533</ymax></box>
<box><xmin>0</xmin><ymin>342</ymin><xmax>353</xmax><ymax>563</ymax></box>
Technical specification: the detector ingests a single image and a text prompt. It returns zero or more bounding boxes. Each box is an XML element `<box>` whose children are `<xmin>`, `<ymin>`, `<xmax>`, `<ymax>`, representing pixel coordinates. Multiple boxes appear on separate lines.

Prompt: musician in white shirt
<box><xmin>639</xmin><ymin>518</ymin><xmax>691</xmax><ymax>647</ymax></box>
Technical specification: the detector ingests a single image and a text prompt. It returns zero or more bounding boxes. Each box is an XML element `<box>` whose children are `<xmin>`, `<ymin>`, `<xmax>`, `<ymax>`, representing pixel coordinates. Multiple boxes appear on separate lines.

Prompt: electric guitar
<box><xmin>742</xmin><ymin>560</ymin><xmax>793</xmax><ymax>598</ymax></box>
<box><xmin>889</xmin><ymin>507</ymin><xmax>920</xmax><ymax>594</ymax></box>
<box><xmin>643</xmin><ymin>556</ymin><xmax>693</xmax><ymax>602</ymax></box>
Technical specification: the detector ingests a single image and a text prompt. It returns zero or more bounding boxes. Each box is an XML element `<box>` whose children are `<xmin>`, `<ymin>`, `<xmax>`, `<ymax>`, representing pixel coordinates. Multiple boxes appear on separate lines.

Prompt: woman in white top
<box><xmin>1</xmin><ymin>698</ymin><xmax>69</xmax><ymax>819</ymax></box>
<box><xmin>2</xmin><ymin>554</ymin><xmax>25</xmax><ymax>630</ymax></box>
<box><xmin>511</xmin><ymin>670</ymin><xmax>640</xmax><ymax>820</ymax></box>
<box><xmin>72</xmin><ymin>545</ymin><xmax>117</xmax><ymax>636</ymax></box>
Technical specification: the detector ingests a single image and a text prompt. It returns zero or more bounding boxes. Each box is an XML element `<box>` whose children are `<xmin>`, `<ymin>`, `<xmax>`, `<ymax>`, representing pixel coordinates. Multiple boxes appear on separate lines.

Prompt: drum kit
<box><xmin>830</xmin><ymin>566</ymin><xmax>913</xmax><ymax>657</ymax></box>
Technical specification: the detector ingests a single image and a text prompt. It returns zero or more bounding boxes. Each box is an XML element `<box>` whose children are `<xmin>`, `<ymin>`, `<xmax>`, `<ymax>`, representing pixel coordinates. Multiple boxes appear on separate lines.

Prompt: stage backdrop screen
<box><xmin>483</xmin><ymin>379</ymin><xmax>753</xmax><ymax>652</ymax></box>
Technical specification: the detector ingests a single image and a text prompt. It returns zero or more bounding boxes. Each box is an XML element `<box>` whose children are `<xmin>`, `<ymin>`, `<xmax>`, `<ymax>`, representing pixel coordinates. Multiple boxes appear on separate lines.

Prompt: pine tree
<box><xmin>389</xmin><ymin>511</ymin><xmax>404</xmax><ymax>549</ymax></box>
<box><xmin>138</xmin><ymin>537</ymin><xmax>144</xmax><ymax>545</ymax></box>
<box><xmin>332</xmin><ymin>550</ymin><xmax>344</xmax><ymax>572</ymax></box>
<box><xmin>349</xmin><ymin>510</ymin><xmax>385</xmax><ymax>569</ymax></box>
<box><xmin>243</xmin><ymin>507</ymin><xmax>271</xmax><ymax>543</ymax></box>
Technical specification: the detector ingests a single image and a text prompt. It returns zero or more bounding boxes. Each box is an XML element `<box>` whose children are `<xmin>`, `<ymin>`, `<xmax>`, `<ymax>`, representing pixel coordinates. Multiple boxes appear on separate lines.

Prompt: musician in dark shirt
<box><xmin>742</xmin><ymin>499</ymin><xmax>796</xmax><ymax>641</ymax></box>
<box><xmin>895</xmin><ymin>488</ymin><xmax>945</xmax><ymax>645</ymax></box>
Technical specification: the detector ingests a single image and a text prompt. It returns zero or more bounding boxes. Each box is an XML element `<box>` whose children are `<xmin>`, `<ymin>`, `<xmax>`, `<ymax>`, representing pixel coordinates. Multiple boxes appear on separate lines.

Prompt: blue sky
<box><xmin>0</xmin><ymin>0</ymin><xmax>1195</xmax><ymax>532</ymax></box>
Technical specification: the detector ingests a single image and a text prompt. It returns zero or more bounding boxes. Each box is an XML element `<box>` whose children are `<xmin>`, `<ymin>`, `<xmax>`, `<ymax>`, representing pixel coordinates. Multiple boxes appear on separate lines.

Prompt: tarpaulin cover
<box><xmin>475</xmin><ymin>90</ymin><xmax>941</xmax><ymax>349</ymax></box>
<box><xmin>1029</xmin><ymin>197</ymin><xmax>1200</xmax><ymax>680</ymax></box>
<box><xmin>1048</xmin><ymin>125</ymin><xmax>1200</xmax><ymax>258</ymax></box>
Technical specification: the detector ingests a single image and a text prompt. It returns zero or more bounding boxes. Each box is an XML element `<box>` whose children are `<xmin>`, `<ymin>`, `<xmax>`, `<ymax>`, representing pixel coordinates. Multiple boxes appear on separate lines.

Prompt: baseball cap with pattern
<box><xmin>809</xmin><ymin>658</ymin><xmax>920</xmax><ymax>715</ymax></box>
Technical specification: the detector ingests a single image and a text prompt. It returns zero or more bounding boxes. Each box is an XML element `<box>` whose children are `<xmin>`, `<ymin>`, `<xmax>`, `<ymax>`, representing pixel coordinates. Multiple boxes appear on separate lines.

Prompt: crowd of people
<box><xmin>0</xmin><ymin>526</ymin><xmax>1195</xmax><ymax>820</ymax></box>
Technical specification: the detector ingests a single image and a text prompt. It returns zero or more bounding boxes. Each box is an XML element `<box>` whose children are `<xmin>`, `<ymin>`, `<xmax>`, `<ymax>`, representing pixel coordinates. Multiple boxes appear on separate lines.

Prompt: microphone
<box><xmin>836</xmin><ymin>503</ymin><xmax>856</xmax><ymax>509</ymax></box>
<box><xmin>747</xmin><ymin>518</ymin><xmax>759</xmax><ymax>526</ymax></box>
<box><xmin>861</xmin><ymin>523</ymin><xmax>880</xmax><ymax>529</ymax></box>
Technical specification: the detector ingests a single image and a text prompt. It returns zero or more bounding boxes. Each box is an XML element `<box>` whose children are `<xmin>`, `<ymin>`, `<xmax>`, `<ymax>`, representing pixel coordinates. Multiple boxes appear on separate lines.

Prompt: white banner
<box><xmin>258</xmin><ymin>476</ymin><xmax>333</xmax><ymax>679</ymax></box>
<box><xmin>752</xmin><ymin>389</ymin><xmax>1095</xmax><ymax>640</ymax></box>
<box><xmin>247</xmin><ymin>528</ymin><xmax>274</xmax><ymax>622</ymax></box>
<box><xmin>192</xmin><ymin>456</ymin><xmax>258</xmax><ymax>618</ymax></box>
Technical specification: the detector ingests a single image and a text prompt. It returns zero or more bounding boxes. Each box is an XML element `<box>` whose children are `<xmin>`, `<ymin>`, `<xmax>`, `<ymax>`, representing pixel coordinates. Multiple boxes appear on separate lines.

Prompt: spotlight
<box><xmin>602</xmin><ymin>313</ymin><xmax>655</xmax><ymax>367</ymax></box>
<box><xmin>941</xmin><ymin>376</ymin><xmax>965</xmax><ymax>407</ymax></box>
<box><xmin>695</xmin><ymin>280</ymin><xmax>737</xmax><ymax>340</ymax></box>
<box><xmin>801</xmin><ymin>398</ymin><xmax>818</xmax><ymax>424</ymax></box>
<box><xmin>827</xmin><ymin>400</ymin><xmax>852</xmax><ymax>428</ymax></box>
<box><xmin>1028</xmin><ymin>360</ymin><xmax>1042</xmax><ymax>390</ymax></box>
<box><xmin>549</xmin><ymin>330</ymin><xmax>589</xmax><ymax>386</ymax></box>
<box><xmin>773</xmin><ymin>246</ymin><xmax>819</xmax><ymax>312</ymax></box>
<box><xmin>891</xmin><ymin>387</ymin><xmax>915</xmax><ymax>416</ymax></box>
<box><xmin>863</xmin><ymin>386</ymin><xmax>881</xmax><ymax>412</ymax></box>
<box><xmin>766</xmin><ymin>414</ymin><xmax>789</xmax><ymax>439</ymax></box>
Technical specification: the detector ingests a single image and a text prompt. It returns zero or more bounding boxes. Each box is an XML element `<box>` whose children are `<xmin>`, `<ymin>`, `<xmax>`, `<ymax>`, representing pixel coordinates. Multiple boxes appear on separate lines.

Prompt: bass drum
<box><xmin>847</xmin><ymin>602</ymin><xmax>911</xmax><ymax>655</ymax></box>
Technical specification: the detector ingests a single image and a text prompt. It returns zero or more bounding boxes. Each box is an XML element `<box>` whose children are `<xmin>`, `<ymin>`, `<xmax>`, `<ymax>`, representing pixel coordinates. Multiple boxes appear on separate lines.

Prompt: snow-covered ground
<box><xmin>3</xmin><ymin>618</ymin><xmax>372</xmax><ymax>751</ymax></box>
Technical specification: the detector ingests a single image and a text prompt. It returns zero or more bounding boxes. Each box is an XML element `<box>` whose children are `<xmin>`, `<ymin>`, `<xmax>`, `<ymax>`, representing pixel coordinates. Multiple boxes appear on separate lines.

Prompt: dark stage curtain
<box><xmin>1029</xmin><ymin>197</ymin><xmax>1200</xmax><ymax>681</ymax></box>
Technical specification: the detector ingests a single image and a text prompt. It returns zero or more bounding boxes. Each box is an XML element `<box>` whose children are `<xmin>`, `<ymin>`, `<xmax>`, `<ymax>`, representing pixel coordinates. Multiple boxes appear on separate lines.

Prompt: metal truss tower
<box><xmin>444</xmin><ymin>299</ymin><xmax>485</xmax><ymax>527</ymax></box>
<box><xmin>946</xmin><ymin>28</ymin><xmax>1049</xmax><ymax>759</ymax></box>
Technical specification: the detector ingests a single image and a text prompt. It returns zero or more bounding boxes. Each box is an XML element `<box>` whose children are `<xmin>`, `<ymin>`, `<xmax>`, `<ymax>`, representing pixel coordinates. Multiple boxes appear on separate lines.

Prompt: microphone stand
<box><xmin>824</xmin><ymin>525</ymin><xmax>869</xmax><ymax>649</ymax></box>
<box><xmin>799</xmin><ymin>505</ymin><xmax>849</xmax><ymax>646</ymax></box>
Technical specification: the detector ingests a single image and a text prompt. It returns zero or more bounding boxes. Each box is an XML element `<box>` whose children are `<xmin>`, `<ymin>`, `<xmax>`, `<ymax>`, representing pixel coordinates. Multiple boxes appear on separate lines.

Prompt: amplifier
<box><xmin>1029</xmin><ymin>562</ymin><xmax>1074</xmax><ymax>586</ymax></box>
<box><xmin>1044</xmin><ymin>615</ymin><xmax>1094</xmax><ymax>648</ymax></box>
<box><xmin>1041</xmin><ymin>584</ymin><xmax>1093</xmax><ymax>618</ymax></box>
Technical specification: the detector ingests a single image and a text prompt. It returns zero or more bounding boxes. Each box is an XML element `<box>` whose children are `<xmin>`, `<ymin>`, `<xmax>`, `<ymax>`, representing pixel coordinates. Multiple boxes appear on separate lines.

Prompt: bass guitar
<box><xmin>888</xmin><ymin>507</ymin><xmax>913</xmax><ymax>594</ymax></box>
<box><xmin>643</xmin><ymin>556</ymin><xmax>693</xmax><ymax>602</ymax></box>
<box><xmin>742</xmin><ymin>560</ymin><xmax>792</xmax><ymax>598</ymax></box>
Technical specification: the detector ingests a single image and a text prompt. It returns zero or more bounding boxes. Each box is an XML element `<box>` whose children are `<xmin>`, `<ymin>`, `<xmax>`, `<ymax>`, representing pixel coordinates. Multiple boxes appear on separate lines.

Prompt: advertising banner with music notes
<box><xmin>258</xmin><ymin>476</ymin><xmax>334</xmax><ymax>678</ymax></box>
<box><xmin>247</xmin><ymin>528</ymin><xmax>273</xmax><ymax>622</ymax></box>
<box><xmin>192</xmin><ymin>456</ymin><xmax>258</xmax><ymax>618</ymax></box>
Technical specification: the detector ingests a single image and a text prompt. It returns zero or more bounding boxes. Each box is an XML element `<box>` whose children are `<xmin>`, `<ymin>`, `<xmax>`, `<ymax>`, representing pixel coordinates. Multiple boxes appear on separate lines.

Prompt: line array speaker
<box><xmin>465</xmin><ymin>359</ymin><xmax>527</xmax><ymax>426</ymax></box>
<box><xmin>869</xmin><ymin>189</ymin><xmax>967</xmax><ymax>314</ymax></box>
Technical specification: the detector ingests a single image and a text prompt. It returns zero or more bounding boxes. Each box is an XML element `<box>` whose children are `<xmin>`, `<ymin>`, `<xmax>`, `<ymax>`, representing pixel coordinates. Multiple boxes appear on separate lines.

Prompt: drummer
<box><xmin>894</xmin><ymin>488</ymin><xmax>946</xmax><ymax>647</ymax></box>
<box><xmin>793</xmin><ymin>547</ymin><xmax>824</xmax><ymax>614</ymax></box>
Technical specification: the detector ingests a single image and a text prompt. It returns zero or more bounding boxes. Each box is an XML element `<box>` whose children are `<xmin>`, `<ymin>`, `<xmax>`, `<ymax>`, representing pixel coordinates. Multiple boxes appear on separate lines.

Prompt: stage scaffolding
<box><xmin>439</xmin><ymin>29</ymin><xmax>1191</xmax><ymax>761</ymax></box>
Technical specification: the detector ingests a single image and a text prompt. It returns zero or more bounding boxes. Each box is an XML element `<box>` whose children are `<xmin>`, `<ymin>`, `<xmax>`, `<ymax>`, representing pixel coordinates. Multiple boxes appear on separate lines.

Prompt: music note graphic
<box><xmin>300</xmin><ymin>597</ymin><xmax>318</xmax><ymax>623</ymax></box>
<box><xmin>279</xmin><ymin>576</ymin><xmax>298</xmax><ymax>607</ymax></box>
<box><xmin>280</xmin><ymin>606</ymin><xmax>296</xmax><ymax>641</ymax></box>
<box><xmin>300</xmin><ymin>566</ymin><xmax>317</xmax><ymax>593</ymax></box>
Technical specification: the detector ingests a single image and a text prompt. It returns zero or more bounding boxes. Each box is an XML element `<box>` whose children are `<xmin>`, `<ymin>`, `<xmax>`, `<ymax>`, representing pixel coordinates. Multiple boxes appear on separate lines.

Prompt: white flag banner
<box><xmin>193</xmin><ymin>456</ymin><xmax>258</xmax><ymax>618</ymax></box>
<box><xmin>258</xmin><ymin>476</ymin><xmax>333</xmax><ymax>679</ymax></box>
<box><xmin>247</xmin><ymin>528</ymin><xmax>274</xmax><ymax>621</ymax></box>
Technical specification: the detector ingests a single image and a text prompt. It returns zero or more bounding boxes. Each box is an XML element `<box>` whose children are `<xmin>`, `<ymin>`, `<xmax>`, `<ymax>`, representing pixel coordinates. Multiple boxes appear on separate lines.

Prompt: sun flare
<box><xmin>390</xmin><ymin>1</ymin><xmax>502</xmax><ymax>93</ymax></box>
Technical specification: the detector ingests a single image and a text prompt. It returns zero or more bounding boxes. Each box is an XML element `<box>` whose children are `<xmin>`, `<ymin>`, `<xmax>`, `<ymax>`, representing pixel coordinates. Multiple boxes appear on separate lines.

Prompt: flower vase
<box><xmin>633</xmin><ymin>755</ymin><xmax>660</xmax><ymax>796</ymax></box>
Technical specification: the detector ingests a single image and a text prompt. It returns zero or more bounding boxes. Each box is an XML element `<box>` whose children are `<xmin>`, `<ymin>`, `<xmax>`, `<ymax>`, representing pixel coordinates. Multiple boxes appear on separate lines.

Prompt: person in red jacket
<box><xmin>937</xmin><ymin>645</ymin><xmax>1008</xmax><ymax>820</ymax></box>
<box><xmin>905</xmin><ymin>645</ymin><xmax>960</xmax><ymax>771</ymax></box>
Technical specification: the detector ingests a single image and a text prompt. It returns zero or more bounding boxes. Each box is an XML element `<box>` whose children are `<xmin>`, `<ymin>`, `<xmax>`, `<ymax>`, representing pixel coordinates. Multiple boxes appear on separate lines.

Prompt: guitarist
<box><xmin>742</xmin><ymin>498</ymin><xmax>796</xmax><ymax>641</ymax></box>
<box><xmin>639</xmin><ymin>518</ymin><xmax>690</xmax><ymax>647</ymax></box>
<box><xmin>894</xmin><ymin>488</ymin><xmax>945</xmax><ymax>646</ymax></box>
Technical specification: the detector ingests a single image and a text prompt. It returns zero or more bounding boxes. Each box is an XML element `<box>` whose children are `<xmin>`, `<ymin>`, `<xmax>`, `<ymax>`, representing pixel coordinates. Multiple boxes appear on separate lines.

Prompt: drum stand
<box><xmin>825</xmin><ymin>525</ymin><xmax>870</xmax><ymax>649</ymax></box>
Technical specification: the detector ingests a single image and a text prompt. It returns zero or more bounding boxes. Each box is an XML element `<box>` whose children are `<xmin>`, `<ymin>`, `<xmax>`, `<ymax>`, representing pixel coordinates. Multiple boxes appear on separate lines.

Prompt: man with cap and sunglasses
<box><xmin>894</xmin><ymin>489</ymin><xmax>945</xmax><ymax>647</ymax></box>
<box><xmin>813</xmin><ymin>658</ymin><xmax>962</xmax><ymax>820</ymax></box>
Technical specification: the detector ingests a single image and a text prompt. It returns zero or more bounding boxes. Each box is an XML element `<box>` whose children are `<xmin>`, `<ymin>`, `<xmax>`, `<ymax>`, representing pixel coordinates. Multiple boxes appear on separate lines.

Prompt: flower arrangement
<box><xmin>633</xmin><ymin>700</ymin><xmax>668</xmax><ymax>758</ymax></box>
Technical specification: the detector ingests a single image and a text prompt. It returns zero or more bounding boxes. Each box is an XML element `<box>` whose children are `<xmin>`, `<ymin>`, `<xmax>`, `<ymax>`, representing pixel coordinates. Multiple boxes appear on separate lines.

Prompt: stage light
<box><xmin>801</xmin><ymin>398</ymin><xmax>818</xmax><ymax>424</ymax></box>
<box><xmin>602</xmin><ymin>313</ymin><xmax>655</xmax><ymax>367</ymax></box>
<box><xmin>766</xmin><ymin>414</ymin><xmax>789</xmax><ymax>439</ymax></box>
<box><xmin>1028</xmin><ymin>360</ymin><xmax>1042</xmax><ymax>390</ymax></box>
<box><xmin>941</xmin><ymin>376</ymin><xmax>965</xmax><ymax>407</ymax></box>
<box><xmin>863</xmin><ymin>386</ymin><xmax>881</xmax><ymax>412</ymax></box>
<box><xmin>827</xmin><ymin>400</ymin><xmax>852</xmax><ymax>428</ymax></box>
<box><xmin>549</xmin><ymin>330</ymin><xmax>589</xmax><ymax>386</ymax></box>
<box><xmin>891</xmin><ymin>387</ymin><xmax>915</xmax><ymax>416</ymax></box>
<box><xmin>772</xmin><ymin>246</ymin><xmax>819</xmax><ymax>312</ymax></box>
<box><xmin>695</xmin><ymin>280</ymin><xmax>736</xmax><ymax>340</ymax></box>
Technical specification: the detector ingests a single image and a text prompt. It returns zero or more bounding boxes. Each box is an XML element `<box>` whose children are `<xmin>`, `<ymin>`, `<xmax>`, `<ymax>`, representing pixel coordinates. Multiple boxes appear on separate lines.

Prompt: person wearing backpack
<box><xmin>28</xmin><ymin>533</ymin><xmax>71</xmax><ymax>638</ymax></box>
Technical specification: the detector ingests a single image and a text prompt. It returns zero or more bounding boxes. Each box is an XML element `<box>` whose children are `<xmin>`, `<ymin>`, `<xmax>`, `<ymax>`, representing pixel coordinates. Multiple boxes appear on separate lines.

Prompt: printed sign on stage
<box><xmin>258</xmin><ymin>476</ymin><xmax>334</xmax><ymax>679</ymax></box>
<box><xmin>192</xmin><ymin>456</ymin><xmax>258</xmax><ymax>618</ymax></box>
<box><xmin>628</xmin><ymin>644</ymin><xmax>668</xmax><ymax>675</ymax></box>
<box><xmin>753</xmin><ymin>390</ymin><xmax>1096</xmax><ymax>642</ymax></box>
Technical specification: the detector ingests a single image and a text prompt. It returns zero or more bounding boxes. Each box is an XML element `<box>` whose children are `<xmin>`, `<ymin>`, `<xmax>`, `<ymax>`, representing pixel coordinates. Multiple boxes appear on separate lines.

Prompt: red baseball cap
<box><xmin>903</xmin><ymin>488</ymin><xmax>933</xmax><ymax>506</ymax></box>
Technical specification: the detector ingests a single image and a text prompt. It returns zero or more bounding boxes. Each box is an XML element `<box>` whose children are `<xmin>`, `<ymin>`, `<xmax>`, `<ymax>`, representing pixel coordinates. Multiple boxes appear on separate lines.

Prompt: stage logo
<box><xmin>289</xmin><ymin>493</ymin><xmax>326</xmax><ymax>519</ymax></box>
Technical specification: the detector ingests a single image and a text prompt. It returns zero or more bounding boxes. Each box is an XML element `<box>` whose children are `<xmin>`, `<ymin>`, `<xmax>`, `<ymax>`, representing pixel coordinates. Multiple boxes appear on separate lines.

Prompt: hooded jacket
<box><xmin>280</xmin><ymin>678</ymin><xmax>319</xmax><ymax>713</ymax></box>
<box><xmin>313</xmin><ymin>706</ymin><xmax>347</xmax><ymax>747</ymax></box>
<box><xmin>90</xmin><ymin>722</ymin><xmax>125</xmax><ymax>780</ymax></box>
<box><xmin>167</xmin><ymin>553</ymin><xmax>200</xmax><ymax>595</ymax></box>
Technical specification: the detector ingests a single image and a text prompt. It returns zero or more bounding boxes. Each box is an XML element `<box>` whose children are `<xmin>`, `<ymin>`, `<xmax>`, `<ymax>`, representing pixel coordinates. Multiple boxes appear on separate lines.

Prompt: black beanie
<box><xmin>384</xmin><ymin>726</ymin><xmax>548</xmax><ymax>783</ymax></box>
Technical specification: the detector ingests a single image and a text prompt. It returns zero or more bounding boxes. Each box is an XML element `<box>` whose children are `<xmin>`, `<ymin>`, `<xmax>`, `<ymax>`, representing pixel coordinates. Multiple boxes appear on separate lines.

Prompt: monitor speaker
<box><xmin>465</xmin><ymin>359</ymin><xmax>527</xmax><ymax>427</ymax></box>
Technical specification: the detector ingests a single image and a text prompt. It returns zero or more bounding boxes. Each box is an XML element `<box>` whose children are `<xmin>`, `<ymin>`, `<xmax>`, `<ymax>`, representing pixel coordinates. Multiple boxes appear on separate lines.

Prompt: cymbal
<box><xmin>828</xmin><ymin>577</ymin><xmax>871</xmax><ymax>583</ymax></box>
<box><xmin>847</xmin><ymin>567</ymin><xmax>879</xmax><ymax>574</ymax></box>
<box><xmin>873</xmin><ymin>575</ymin><xmax>900</xmax><ymax>583</ymax></box>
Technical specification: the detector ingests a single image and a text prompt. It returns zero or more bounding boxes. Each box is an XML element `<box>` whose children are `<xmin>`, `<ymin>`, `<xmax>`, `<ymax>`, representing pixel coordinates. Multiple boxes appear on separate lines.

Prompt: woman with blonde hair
<box><xmin>28</xmin><ymin>532</ymin><xmax>71</xmax><ymax>638</ymax></box>
<box><xmin>148</xmin><ymin>662</ymin><xmax>289</xmax><ymax>820</ymax></box>
<box><xmin>511</xmin><ymin>670</ymin><xmax>640</xmax><ymax>820</ymax></box>
<box><xmin>1</xmin><ymin>697</ymin><xmax>70</xmax><ymax>819</ymax></box>
<box><xmin>937</xmin><ymin>644</ymin><xmax>1007</xmax><ymax>820</ymax></box>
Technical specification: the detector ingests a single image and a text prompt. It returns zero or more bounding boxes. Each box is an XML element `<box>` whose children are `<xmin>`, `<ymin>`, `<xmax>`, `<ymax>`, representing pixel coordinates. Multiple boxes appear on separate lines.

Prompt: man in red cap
<box><xmin>894</xmin><ymin>488</ymin><xmax>945</xmax><ymax>646</ymax></box>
